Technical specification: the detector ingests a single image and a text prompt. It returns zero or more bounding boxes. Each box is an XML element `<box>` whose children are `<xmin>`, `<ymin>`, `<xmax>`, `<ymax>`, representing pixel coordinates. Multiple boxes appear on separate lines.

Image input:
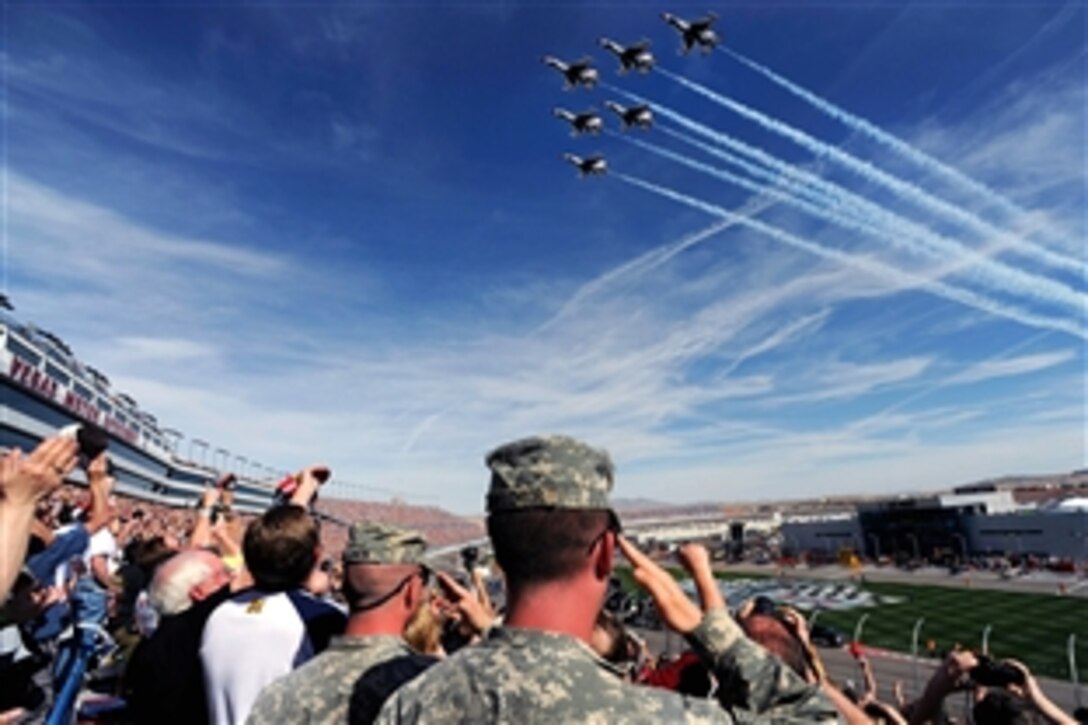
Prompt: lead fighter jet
<box><xmin>563</xmin><ymin>153</ymin><xmax>607</xmax><ymax>177</ymax></box>
<box><xmin>553</xmin><ymin>107</ymin><xmax>603</xmax><ymax>136</ymax></box>
<box><xmin>598</xmin><ymin>38</ymin><xmax>655</xmax><ymax>74</ymax></box>
<box><xmin>541</xmin><ymin>55</ymin><xmax>599</xmax><ymax>90</ymax></box>
<box><xmin>604</xmin><ymin>101</ymin><xmax>653</xmax><ymax>130</ymax></box>
<box><xmin>661</xmin><ymin>11</ymin><xmax>720</xmax><ymax>54</ymax></box>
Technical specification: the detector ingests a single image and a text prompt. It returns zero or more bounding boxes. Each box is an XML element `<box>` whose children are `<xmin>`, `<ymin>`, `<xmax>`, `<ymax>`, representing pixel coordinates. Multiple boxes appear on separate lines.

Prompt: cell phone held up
<box><xmin>970</xmin><ymin>655</ymin><xmax>1024</xmax><ymax>688</ymax></box>
<box><xmin>460</xmin><ymin>546</ymin><xmax>480</xmax><ymax>574</ymax></box>
<box><xmin>58</xmin><ymin>422</ymin><xmax>110</xmax><ymax>473</ymax></box>
<box><xmin>272</xmin><ymin>467</ymin><xmax>330</xmax><ymax>507</ymax></box>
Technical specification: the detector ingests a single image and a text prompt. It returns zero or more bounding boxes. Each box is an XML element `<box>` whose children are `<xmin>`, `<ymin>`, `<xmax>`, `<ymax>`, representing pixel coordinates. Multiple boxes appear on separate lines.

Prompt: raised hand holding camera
<box><xmin>274</xmin><ymin>464</ymin><xmax>331</xmax><ymax>508</ymax></box>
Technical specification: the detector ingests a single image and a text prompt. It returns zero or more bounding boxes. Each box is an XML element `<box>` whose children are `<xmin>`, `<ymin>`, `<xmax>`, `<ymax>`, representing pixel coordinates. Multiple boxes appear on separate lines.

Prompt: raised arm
<box><xmin>289</xmin><ymin>465</ymin><xmax>330</xmax><ymax>508</ymax></box>
<box><xmin>0</xmin><ymin>438</ymin><xmax>78</xmax><ymax>599</ymax></box>
<box><xmin>188</xmin><ymin>486</ymin><xmax>221</xmax><ymax>550</ymax></box>
<box><xmin>1006</xmin><ymin>659</ymin><xmax>1076</xmax><ymax>725</ymax></box>
<box><xmin>84</xmin><ymin>452</ymin><xmax>115</xmax><ymax>535</ymax></box>
<box><xmin>908</xmin><ymin>650</ymin><xmax>977</xmax><ymax>725</ymax></box>
<box><xmin>617</xmin><ymin>536</ymin><xmax>837</xmax><ymax>721</ymax></box>
<box><xmin>676</xmin><ymin>543</ymin><xmax>724</xmax><ymax>610</ymax></box>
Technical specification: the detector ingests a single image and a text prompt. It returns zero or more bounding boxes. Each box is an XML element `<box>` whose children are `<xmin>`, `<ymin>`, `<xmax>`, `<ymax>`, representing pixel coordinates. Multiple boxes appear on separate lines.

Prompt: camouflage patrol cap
<box><xmin>343</xmin><ymin>521</ymin><xmax>427</xmax><ymax>565</ymax></box>
<box><xmin>486</xmin><ymin>435</ymin><xmax>615</xmax><ymax>513</ymax></box>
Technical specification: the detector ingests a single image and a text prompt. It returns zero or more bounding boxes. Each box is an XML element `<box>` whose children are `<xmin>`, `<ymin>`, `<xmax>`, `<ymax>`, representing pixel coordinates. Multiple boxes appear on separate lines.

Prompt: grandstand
<box><xmin>53</xmin><ymin>483</ymin><xmax>485</xmax><ymax>560</ymax></box>
<box><xmin>315</xmin><ymin>498</ymin><xmax>484</xmax><ymax>556</ymax></box>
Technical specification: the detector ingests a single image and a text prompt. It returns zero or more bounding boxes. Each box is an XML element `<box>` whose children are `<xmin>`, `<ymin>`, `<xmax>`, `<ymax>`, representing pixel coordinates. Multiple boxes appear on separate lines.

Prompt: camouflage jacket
<box><xmin>247</xmin><ymin>634</ymin><xmax>415</xmax><ymax>725</ymax></box>
<box><xmin>374</xmin><ymin>608</ymin><xmax>839</xmax><ymax>724</ymax></box>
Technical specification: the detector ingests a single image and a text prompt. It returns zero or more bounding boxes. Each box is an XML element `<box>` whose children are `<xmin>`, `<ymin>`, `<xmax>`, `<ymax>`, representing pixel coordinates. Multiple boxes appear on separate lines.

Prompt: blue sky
<box><xmin>5</xmin><ymin>2</ymin><xmax>1085</xmax><ymax>513</ymax></box>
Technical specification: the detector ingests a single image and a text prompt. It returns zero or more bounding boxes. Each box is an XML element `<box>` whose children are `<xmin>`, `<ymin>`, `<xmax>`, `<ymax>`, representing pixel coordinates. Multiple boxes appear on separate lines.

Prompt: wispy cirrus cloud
<box><xmin>945</xmin><ymin>350</ymin><xmax>1077</xmax><ymax>386</ymax></box>
<box><xmin>115</xmin><ymin>337</ymin><xmax>220</xmax><ymax>364</ymax></box>
<box><xmin>10</xmin><ymin>174</ymin><xmax>281</xmax><ymax>280</ymax></box>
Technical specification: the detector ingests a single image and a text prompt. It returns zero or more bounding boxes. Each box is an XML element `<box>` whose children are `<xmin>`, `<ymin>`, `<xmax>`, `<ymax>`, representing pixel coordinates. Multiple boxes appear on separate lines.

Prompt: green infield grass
<box><xmin>808</xmin><ymin>579</ymin><xmax>1087</xmax><ymax>683</ymax></box>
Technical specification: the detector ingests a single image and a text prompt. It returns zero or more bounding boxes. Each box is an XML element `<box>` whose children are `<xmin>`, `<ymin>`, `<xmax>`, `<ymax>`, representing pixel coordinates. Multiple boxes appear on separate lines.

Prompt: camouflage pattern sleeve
<box><xmin>246</xmin><ymin>677</ymin><xmax>299</xmax><ymax>724</ymax></box>
<box><xmin>685</xmin><ymin>608</ymin><xmax>839</xmax><ymax>722</ymax></box>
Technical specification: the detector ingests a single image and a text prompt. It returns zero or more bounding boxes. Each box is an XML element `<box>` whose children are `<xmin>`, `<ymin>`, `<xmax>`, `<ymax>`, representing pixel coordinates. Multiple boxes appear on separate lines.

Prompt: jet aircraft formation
<box><xmin>544</xmin><ymin>11</ymin><xmax>721</xmax><ymax>176</ymax></box>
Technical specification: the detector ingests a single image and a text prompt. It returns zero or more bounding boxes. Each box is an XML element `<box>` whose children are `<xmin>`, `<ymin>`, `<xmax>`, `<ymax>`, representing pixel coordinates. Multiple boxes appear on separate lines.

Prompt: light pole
<box><xmin>911</xmin><ymin>617</ymin><xmax>926</xmax><ymax>696</ymax></box>
<box><xmin>161</xmin><ymin>428</ymin><xmax>182</xmax><ymax>456</ymax></box>
<box><xmin>906</xmin><ymin>533</ymin><xmax>920</xmax><ymax>562</ymax></box>
<box><xmin>853</xmin><ymin>613</ymin><xmax>870</xmax><ymax>645</ymax></box>
<box><xmin>1070</xmin><ymin>634</ymin><xmax>1082</xmax><ymax>711</ymax></box>
<box><xmin>215</xmin><ymin>448</ymin><xmax>229</xmax><ymax>473</ymax></box>
<box><xmin>952</xmin><ymin>533</ymin><xmax>968</xmax><ymax>562</ymax></box>
<box><xmin>189</xmin><ymin>439</ymin><xmax>208</xmax><ymax>467</ymax></box>
<box><xmin>234</xmin><ymin>456</ymin><xmax>248</xmax><ymax>477</ymax></box>
<box><xmin>868</xmin><ymin>533</ymin><xmax>881</xmax><ymax>562</ymax></box>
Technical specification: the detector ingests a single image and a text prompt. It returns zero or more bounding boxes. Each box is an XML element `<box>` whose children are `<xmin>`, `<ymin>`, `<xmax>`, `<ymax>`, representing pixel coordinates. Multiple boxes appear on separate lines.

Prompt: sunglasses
<box><xmin>587</xmin><ymin>510</ymin><xmax>624</xmax><ymax>553</ymax></box>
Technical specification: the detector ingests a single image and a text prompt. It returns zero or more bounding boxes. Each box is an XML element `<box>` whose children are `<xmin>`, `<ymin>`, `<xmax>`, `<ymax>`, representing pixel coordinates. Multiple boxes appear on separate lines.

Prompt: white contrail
<box><xmin>657</xmin><ymin>125</ymin><xmax>840</xmax><ymax>212</ymax></box>
<box><xmin>607</xmin><ymin>85</ymin><xmax>1086</xmax><ymax>313</ymax></box>
<box><xmin>630</xmin><ymin>128</ymin><xmax>1085</xmax><ymax>314</ymax></box>
<box><xmin>613</xmin><ymin>85</ymin><xmax>916</xmax><ymax>238</ymax></box>
<box><xmin>654</xmin><ymin>67</ymin><xmax>1085</xmax><ymax>276</ymax></box>
<box><xmin>721</xmin><ymin>47</ymin><xmax>1066</xmax><ymax>236</ymax></box>
<box><xmin>613</xmin><ymin>172</ymin><xmax>1087</xmax><ymax>341</ymax></box>
<box><xmin>611</xmin><ymin>84</ymin><xmax>901</xmax><ymax>226</ymax></box>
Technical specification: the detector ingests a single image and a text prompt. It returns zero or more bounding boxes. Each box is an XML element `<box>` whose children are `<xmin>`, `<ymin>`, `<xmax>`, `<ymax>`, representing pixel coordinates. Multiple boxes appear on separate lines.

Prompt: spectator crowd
<box><xmin>0</xmin><ymin>432</ymin><xmax>1083</xmax><ymax>724</ymax></box>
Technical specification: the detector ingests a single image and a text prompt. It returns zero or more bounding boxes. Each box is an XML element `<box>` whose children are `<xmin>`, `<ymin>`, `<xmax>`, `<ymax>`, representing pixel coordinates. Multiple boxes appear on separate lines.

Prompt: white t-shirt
<box><xmin>84</xmin><ymin>528</ymin><xmax>119</xmax><ymax>575</ymax></box>
<box><xmin>200</xmin><ymin>588</ymin><xmax>346</xmax><ymax>725</ymax></box>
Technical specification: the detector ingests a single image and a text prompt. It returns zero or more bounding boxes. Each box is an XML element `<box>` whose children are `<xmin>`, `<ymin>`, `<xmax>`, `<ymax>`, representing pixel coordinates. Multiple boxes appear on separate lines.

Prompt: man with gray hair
<box><xmin>377</xmin><ymin>434</ymin><xmax>838</xmax><ymax>723</ymax></box>
<box><xmin>123</xmin><ymin>550</ymin><xmax>232</xmax><ymax>725</ymax></box>
<box><xmin>246</xmin><ymin>522</ymin><xmax>436</xmax><ymax>724</ymax></box>
<box><xmin>149</xmin><ymin>549</ymin><xmax>231</xmax><ymax>616</ymax></box>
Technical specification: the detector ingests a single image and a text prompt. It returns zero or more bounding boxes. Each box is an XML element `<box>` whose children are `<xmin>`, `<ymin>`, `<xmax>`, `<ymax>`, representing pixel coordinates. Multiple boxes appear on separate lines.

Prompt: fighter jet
<box><xmin>553</xmin><ymin>107</ymin><xmax>604</xmax><ymax>136</ymax></box>
<box><xmin>604</xmin><ymin>101</ymin><xmax>653</xmax><ymax>130</ymax></box>
<box><xmin>541</xmin><ymin>55</ymin><xmax>599</xmax><ymax>90</ymax></box>
<box><xmin>598</xmin><ymin>38</ymin><xmax>655</xmax><ymax>74</ymax></box>
<box><xmin>563</xmin><ymin>153</ymin><xmax>607</xmax><ymax>177</ymax></box>
<box><xmin>661</xmin><ymin>11</ymin><xmax>720</xmax><ymax>54</ymax></box>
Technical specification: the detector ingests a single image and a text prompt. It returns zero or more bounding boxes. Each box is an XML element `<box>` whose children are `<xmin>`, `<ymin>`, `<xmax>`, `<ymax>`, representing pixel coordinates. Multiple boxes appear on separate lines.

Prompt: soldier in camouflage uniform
<box><xmin>247</xmin><ymin>522</ymin><xmax>435</xmax><ymax>725</ymax></box>
<box><xmin>375</xmin><ymin>435</ymin><xmax>839</xmax><ymax>724</ymax></box>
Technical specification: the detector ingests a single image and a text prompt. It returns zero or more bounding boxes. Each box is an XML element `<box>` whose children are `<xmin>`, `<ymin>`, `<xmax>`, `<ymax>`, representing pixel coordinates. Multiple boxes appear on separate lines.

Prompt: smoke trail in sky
<box><xmin>611</xmin><ymin>84</ymin><xmax>908</xmax><ymax>230</ymax></box>
<box><xmin>619</xmin><ymin>132</ymin><xmax>888</xmax><ymax>234</ymax></box>
<box><xmin>606</xmin><ymin>84</ymin><xmax>1085</xmax><ymax>312</ymax></box>
<box><xmin>629</xmin><ymin>128</ymin><xmax>1086</xmax><ymax>314</ymax></box>
<box><xmin>613</xmin><ymin>172</ymin><xmax>1087</xmax><ymax>341</ymax></box>
<box><xmin>654</xmin><ymin>67</ymin><xmax>1084</xmax><ymax>276</ymax></box>
<box><xmin>656</xmin><ymin>125</ymin><xmax>842</xmax><ymax>213</ymax></box>
<box><xmin>721</xmin><ymin>47</ymin><xmax>1063</xmax><ymax>233</ymax></box>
